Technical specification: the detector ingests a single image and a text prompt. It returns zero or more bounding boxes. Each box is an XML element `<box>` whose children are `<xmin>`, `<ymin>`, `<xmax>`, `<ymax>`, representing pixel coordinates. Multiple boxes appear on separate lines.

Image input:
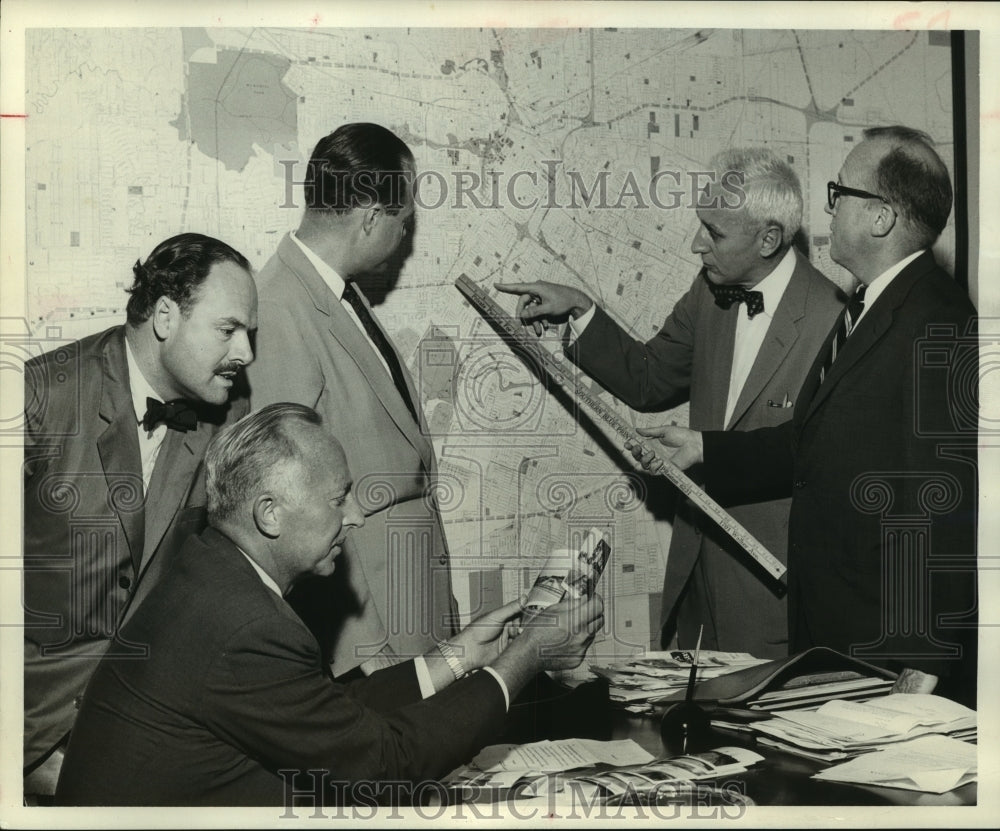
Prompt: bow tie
<box><xmin>142</xmin><ymin>397</ymin><xmax>198</xmax><ymax>432</ymax></box>
<box><xmin>705</xmin><ymin>276</ymin><xmax>765</xmax><ymax>318</ymax></box>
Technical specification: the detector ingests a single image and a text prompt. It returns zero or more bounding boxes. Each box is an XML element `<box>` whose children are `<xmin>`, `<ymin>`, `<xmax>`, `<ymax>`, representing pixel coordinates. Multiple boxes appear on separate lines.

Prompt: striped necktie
<box><xmin>820</xmin><ymin>285</ymin><xmax>867</xmax><ymax>383</ymax></box>
<box><xmin>342</xmin><ymin>281</ymin><xmax>419</xmax><ymax>423</ymax></box>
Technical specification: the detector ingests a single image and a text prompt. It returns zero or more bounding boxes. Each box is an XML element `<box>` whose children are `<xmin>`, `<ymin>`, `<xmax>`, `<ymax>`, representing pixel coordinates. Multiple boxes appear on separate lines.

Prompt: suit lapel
<box><xmin>276</xmin><ymin>235</ymin><xmax>433</xmax><ymax>466</ymax></box>
<box><xmin>140</xmin><ymin>424</ymin><xmax>211</xmax><ymax>574</ymax></box>
<box><xmin>801</xmin><ymin>252</ymin><xmax>932</xmax><ymax>422</ymax></box>
<box><xmin>725</xmin><ymin>254</ymin><xmax>808</xmax><ymax>429</ymax></box>
<box><xmin>704</xmin><ymin>300</ymin><xmax>737</xmax><ymax>430</ymax></box>
<box><xmin>96</xmin><ymin>330</ymin><xmax>145</xmax><ymax>574</ymax></box>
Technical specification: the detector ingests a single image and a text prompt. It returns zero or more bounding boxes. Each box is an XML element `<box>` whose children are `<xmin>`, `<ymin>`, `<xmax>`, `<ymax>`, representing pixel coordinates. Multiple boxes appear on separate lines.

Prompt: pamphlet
<box><xmin>518</xmin><ymin>746</ymin><xmax>764</xmax><ymax>800</ymax></box>
<box><xmin>522</xmin><ymin>527</ymin><xmax>611</xmax><ymax>619</ymax></box>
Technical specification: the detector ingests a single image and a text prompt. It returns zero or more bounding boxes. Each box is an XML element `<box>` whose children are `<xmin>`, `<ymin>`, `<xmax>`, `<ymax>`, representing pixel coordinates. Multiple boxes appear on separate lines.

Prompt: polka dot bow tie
<box><xmin>705</xmin><ymin>276</ymin><xmax>765</xmax><ymax>319</ymax></box>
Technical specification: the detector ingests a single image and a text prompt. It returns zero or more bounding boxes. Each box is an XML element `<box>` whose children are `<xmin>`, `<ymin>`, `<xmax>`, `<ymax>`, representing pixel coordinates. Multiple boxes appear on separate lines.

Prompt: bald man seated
<box><xmin>55</xmin><ymin>403</ymin><xmax>603</xmax><ymax>806</ymax></box>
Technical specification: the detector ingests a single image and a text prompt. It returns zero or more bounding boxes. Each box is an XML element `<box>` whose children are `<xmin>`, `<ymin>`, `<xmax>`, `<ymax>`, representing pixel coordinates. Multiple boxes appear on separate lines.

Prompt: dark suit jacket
<box><xmin>247</xmin><ymin>234</ymin><xmax>457</xmax><ymax>671</ymax></box>
<box><xmin>55</xmin><ymin>527</ymin><xmax>506</xmax><ymax>806</ymax></box>
<box><xmin>22</xmin><ymin>326</ymin><xmax>246</xmax><ymax>767</ymax></box>
<box><xmin>702</xmin><ymin>252</ymin><xmax>978</xmax><ymax>702</ymax></box>
<box><xmin>568</xmin><ymin>252</ymin><xmax>843</xmax><ymax>656</ymax></box>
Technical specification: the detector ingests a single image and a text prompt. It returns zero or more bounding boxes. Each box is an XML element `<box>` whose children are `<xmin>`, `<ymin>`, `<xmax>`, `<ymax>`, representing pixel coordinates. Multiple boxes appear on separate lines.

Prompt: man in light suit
<box><xmin>632</xmin><ymin>127</ymin><xmax>978</xmax><ymax>705</ymax></box>
<box><xmin>248</xmin><ymin>123</ymin><xmax>454</xmax><ymax>676</ymax></box>
<box><xmin>55</xmin><ymin>404</ymin><xmax>602</xmax><ymax>806</ymax></box>
<box><xmin>22</xmin><ymin>233</ymin><xmax>257</xmax><ymax>796</ymax></box>
<box><xmin>497</xmin><ymin>148</ymin><xmax>843</xmax><ymax>659</ymax></box>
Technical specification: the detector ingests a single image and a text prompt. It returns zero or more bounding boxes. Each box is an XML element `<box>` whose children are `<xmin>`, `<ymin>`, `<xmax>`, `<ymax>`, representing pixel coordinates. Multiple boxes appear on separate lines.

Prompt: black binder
<box><xmin>658</xmin><ymin>647</ymin><xmax>897</xmax><ymax>708</ymax></box>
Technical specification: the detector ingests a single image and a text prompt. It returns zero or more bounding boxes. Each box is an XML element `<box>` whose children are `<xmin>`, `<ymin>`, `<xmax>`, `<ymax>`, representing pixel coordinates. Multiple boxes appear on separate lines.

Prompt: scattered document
<box><xmin>812</xmin><ymin>734</ymin><xmax>976</xmax><ymax>793</ymax></box>
<box><xmin>518</xmin><ymin>746</ymin><xmax>764</xmax><ymax>799</ymax></box>
<box><xmin>751</xmin><ymin>693</ymin><xmax>976</xmax><ymax>759</ymax></box>
<box><xmin>444</xmin><ymin>739</ymin><xmax>653</xmax><ymax>788</ymax></box>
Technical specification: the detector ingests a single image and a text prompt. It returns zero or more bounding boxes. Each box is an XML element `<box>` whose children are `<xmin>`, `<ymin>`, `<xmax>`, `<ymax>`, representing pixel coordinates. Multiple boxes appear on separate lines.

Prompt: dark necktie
<box><xmin>704</xmin><ymin>274</ymin><xmax>765</xmax><ymax>318</ymax></box>
<box><xmin>142</xmin><ymin>397</ymin><xmax>198</xmax><ymax>432</ymax></box>
<box><xmin>342</xmin><ymin>282</ymin><xmax>419</xmax><ymax>423</ymax></box>
<box><xmin>820</xmin><ymin>285</ymin><xmax>867</xmax><ymax>383</ymax></box>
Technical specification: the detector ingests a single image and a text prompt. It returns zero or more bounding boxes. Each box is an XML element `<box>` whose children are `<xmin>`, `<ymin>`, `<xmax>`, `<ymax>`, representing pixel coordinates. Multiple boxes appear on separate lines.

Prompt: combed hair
<box><xmin>710</xmin><ymin>147</ymin><xmax>803</xmax><ymax>245</ymax></box>
<box><xmin>206</xmin><ymin>403</ymin><xmax>322</xmax><ymax>525</ymax></box>
<box><xmin>863</xmin><ymin>125</ymin><xmax>952</xmax><ymax>247</ymax></box>
<box><xmin>304</xmin><ymin>122</ymin><xmax>414</xmax><ymax>214</ymax></box>
<box><xmin>125</xmin><ymin>233</ymin><xmax>251</xmax><ymax>325</ymax></box>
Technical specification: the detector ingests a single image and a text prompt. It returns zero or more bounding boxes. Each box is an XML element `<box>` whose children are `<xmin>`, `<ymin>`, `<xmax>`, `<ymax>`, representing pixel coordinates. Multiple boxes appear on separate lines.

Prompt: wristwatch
<box><xmin>437</xmin><ymin>640</ymin><xmax>467</xmax><ymax>681</ymax></box>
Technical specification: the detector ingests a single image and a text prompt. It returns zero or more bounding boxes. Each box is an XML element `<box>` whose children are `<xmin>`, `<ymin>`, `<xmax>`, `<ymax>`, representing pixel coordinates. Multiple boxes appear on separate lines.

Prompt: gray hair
<box><xmin>709</xmin><ymin>147</ymin><xmax>803</xmax><ymax>245</ymax></box>
<box><xmin>206</xmin><ymin>403</ymin><xmax>322</xmax><ymax>525</ymax></box>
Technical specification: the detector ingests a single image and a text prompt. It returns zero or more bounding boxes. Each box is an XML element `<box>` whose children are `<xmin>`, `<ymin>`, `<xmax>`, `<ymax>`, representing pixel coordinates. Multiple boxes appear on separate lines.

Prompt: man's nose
<box><xmin>690</xmin><ymin>227</ymin><xmax>709</xmax><ymax>254</ymax></box>
<box><xmin>230</xmin><ymin>331</ymin><xmax>254</xmax><ymax>365</ymax></box>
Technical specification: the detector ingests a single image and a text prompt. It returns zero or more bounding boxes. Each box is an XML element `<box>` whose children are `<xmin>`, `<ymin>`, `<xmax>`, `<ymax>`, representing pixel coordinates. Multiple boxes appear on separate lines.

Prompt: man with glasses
<box><xmin>630</xmin><ymin>126</ymin><xmax>978</xmax><ymax>706</ymax></box>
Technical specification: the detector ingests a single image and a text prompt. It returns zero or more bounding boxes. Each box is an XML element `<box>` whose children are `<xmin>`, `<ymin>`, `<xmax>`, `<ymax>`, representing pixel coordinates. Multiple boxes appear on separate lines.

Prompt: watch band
<box><xmin>437</xmin><ymin>640</ymin><xmax>467</xmax><ymax>681</ymax></box>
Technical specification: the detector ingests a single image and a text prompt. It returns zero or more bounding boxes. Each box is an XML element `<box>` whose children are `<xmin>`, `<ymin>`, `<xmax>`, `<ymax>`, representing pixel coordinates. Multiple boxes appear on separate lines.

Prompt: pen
<box><xmin>682</xmin><ymin>626</ymin><xmax>703</xmax><ymax>752</ymax></box>
<box><xmin>684</xmin><ymin>626</ymin><xmax>702</xmax><ymax>703</ymax></box>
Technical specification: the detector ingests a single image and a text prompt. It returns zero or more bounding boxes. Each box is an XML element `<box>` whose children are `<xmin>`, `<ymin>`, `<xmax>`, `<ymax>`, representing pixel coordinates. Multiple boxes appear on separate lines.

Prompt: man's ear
<box><xmin>871</xmin><ymin>202</ymin><xmax>897</xmax><ymax>238</ymax></box>
<box><xmin>360</xmin><ymin>204</ymin><xmax>382</xmax><ymax>236</ymax></box>
<box><xmin>758</xmin><ymin>224</ymin><xmax>782</xmax><ymax>258</ymax></box>
<box><xmin>151</xmin><ymin>296</ymin><xmax>176</xmax><ymax>342</ymax></box>
<box><xmin>253</xmin><ymin>494</ymin><xmax>281</xmax><ymax>539</ymax></box>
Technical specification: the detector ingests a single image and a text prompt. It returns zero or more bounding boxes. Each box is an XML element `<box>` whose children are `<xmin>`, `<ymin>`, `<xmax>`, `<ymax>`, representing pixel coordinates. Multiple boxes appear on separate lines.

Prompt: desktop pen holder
<box><xmin>659</xmin><ymin>700</ymin><xmax>710</xmax><ymax>756</ymax></box>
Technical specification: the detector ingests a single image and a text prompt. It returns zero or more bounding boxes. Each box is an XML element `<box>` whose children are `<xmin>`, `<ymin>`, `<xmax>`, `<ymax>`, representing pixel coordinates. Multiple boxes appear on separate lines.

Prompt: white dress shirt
<box><xmin>289</xmin><ymin>231</ymin><xmax>393</xmax><ymax>378</ymax></box>
<box><xmin>723</xmin><ymin>246</ymin><xmax>796</xmax><ymax>427</ymax></box>
<box><xmin>851</xmin><ymin>249</ymin><xmax>924</xmax><ymax>327</ymax></box>
<box><xmin>570</xmin><ymin>246</ymin><xmax>797</xmax><ymax>428</ymax></box>
<box><xmin>125</xmin><ymin>338</ymin><xmax>168</xmax><ymax>492</ymax></box>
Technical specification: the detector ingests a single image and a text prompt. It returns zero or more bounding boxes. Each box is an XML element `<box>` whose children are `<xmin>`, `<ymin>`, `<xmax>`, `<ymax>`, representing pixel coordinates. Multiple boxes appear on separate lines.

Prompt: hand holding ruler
<box><xmin>455</xmin><ymin>274</ymin><xmax>786</xmax><ymax>584</ymax></box>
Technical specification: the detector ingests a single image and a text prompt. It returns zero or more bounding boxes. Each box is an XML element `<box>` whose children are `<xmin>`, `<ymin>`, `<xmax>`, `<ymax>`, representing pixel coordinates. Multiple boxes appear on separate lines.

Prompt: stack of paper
<box><xmin>812</xmin><ymin>734</ymin><xmax>976</xmax><ymax>793</ymax></box>
<box><xmin>751</xmin><ymin>693</ymin><xmax>977</xmax><ymax>763</ymax></box>
<box><xmin>590</xmin><ymin>651</ymin><xmax>769</xmax><ymax>713</ymax></box>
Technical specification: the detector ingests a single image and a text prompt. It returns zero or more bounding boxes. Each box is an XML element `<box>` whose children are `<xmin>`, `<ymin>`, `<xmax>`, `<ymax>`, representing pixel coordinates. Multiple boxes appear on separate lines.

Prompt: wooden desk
<box><xmin>495</xmin><ymin>675</ymin><xmax>977</xmax><ymax>808</ymax></box>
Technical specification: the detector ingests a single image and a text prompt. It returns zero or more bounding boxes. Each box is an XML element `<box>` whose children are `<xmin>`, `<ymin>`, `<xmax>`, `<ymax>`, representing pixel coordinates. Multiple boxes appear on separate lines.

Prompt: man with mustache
<box><xmin>497</xmin><ymin>148</ymin><xmax>843</xmax><ymax>660</ymax></box>
<box><xmin>22</xmin><ymin>233</ymin><xmax>258</xmax><ymax>800</ymax></box>
<box><xmin>55</xmin><ymin>404</ymin><xmax>603</xmax><ymax>806</ymax></box>
<box><xmin>628</xmin><ymin>127</ymin><xmax>978</xmax><ymax>705</ymax></box>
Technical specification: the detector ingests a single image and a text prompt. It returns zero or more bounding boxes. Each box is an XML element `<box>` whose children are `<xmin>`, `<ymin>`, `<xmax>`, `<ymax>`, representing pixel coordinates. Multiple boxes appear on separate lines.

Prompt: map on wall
<box><xmin>23</xmin><ymin>27</ymin><xmax>956</xmax><ymax>664</ymax></box>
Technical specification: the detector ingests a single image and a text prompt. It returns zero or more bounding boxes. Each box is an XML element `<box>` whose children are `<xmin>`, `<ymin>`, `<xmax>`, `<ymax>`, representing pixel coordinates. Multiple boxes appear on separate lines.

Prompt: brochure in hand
<box><xmin>522</xmin><ymin>527</ymin><xmax>611</xmax><ymax>619</ymax></box>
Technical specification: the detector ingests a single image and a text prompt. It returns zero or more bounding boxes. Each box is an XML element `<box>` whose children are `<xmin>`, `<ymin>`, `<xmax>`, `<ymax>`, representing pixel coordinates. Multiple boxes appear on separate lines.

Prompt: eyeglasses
<box><xmin>827</xmin><ymin>181</ymin><xmax>886</xmax><ymax>210</ymax></box>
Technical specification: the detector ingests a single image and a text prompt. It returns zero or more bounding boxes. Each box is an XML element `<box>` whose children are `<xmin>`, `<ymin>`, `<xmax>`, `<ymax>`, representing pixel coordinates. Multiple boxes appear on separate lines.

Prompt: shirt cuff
<box><xmin>481</xmin><ymin>667</ymin><xmax>511</xmax><ymax>711</ymax></box>
<box><xmin>413</xmin><ymin>655</ymin><xmax>435</xmax><ymax>700</ymax></box>
<box><xmin>566</xmin><ymin>303</ymin><xmax>597</xmax><ymax>343</ymax></box>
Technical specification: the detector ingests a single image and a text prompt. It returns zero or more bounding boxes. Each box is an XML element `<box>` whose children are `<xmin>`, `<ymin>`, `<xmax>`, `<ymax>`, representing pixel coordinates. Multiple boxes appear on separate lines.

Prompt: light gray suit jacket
<box><xmin>247</xmin><ymin>234</ymin><xmax>457</xmax><ymax>673</ymax></box>
<box><xmin>568</xmin><ymin>250</ymin><xmax>844</xmax><ymax>656</ymax></box>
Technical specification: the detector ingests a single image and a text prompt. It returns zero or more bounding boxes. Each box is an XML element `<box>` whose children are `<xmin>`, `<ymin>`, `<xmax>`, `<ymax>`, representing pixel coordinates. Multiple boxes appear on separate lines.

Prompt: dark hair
<box><xmin>304</xmin><ymin>122</ymin><xmax>414</xmax><ymax>214</ymax></box>
<box><xmin>863</xmin><ymin>126</ymin><xmax>953</xmax><ymax>246</ymax></box>
<box><xmin>125</xmin><ymin>233</ymin><xmax>251</xmax><ymax>325</ymax></box>
<box><xmin>206</xmin><ymin>403</ymin><xmax>323</xmax><ymax>525</ymax></box>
